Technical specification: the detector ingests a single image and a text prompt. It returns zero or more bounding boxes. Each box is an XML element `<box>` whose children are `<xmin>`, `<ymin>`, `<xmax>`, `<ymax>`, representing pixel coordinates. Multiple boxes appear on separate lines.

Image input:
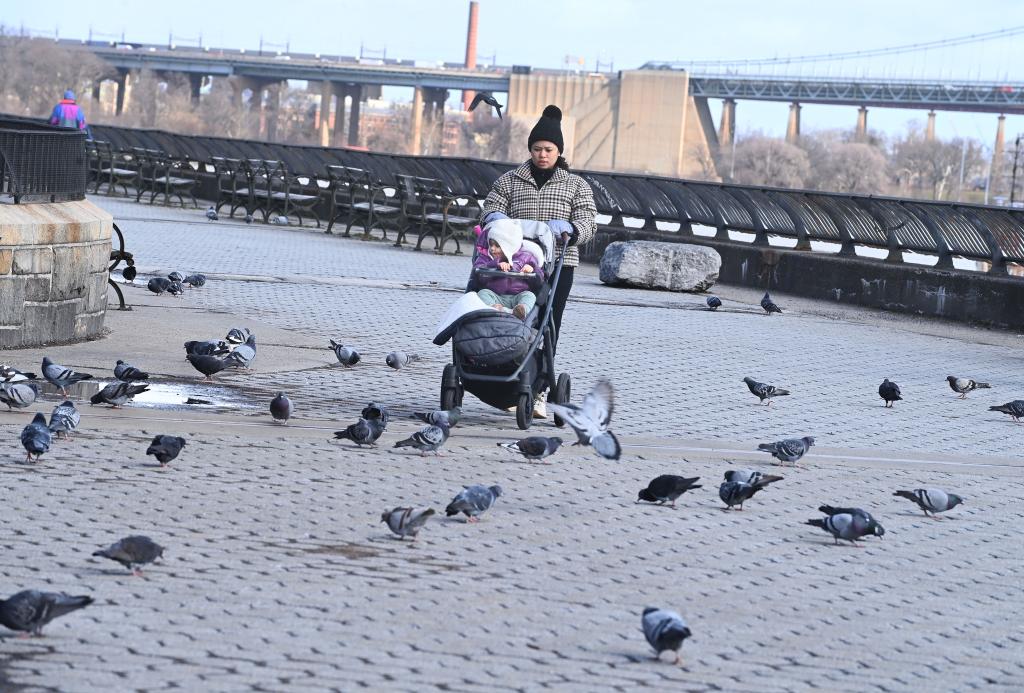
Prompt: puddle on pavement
<box><xmin>39</xmin><ymin>379</ymin><xmax>259</xmax><ymax>412</ymax></box>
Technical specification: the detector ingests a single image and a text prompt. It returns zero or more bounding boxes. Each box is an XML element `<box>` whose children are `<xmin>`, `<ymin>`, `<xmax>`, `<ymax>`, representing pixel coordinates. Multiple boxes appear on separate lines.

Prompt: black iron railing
<box><xmin>0</xmin><ymin>116</ymin><xmax>88</xmax><ymax>202</ymax></box>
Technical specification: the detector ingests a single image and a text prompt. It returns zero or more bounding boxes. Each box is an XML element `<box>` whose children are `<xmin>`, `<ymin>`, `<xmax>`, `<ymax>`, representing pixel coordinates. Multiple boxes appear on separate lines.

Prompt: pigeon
<box><xmin>0</xmin><ymin>590</ymin><xmax>94</xmax><ymax>636</ymax></box>
<box><xmin>0</xmin><ymin>382</ymin><xmax>39</xmax><ymax>410</ymax></box>
<box><xmin>225</xmin><ymin>334</ymin><xmax>257</xmax><ymax>369</ymax></box>
<box><xmin>637</xmin><ymin>475</ymin><xmax>702</xmax><ymax>507</ymax></box>
<box><xmin>641</xmin><ymin>608</ymin><xmax>691</xmax><ymax>664</ymax></box>
<box><xmin>757</xmin><ymin>436</ymin><xmax>815</xmax><ymax>465</ymax></box>
<box><xmin>381</xmin><ymin>507</ymin><xmax>436</xmax><ymax>540</ymax></box>
<box><xmin>225</xmin><ymin>327</ymin><xmax>251</xmax><ymax>345</ymax></box>
<box><xmin>989</xmin><ymin>400</ymin><xmax>1024</xmax><ymax>422</ymax></box>
<box><xmin>184</xmin><ymin>340</ymin><xmax>231</xmax><ymax>357</ymax></box>
<box><xmin>244</xmin><ymin>213</ymin><xmax>253</xmax><ymax>224</ymax></box>
<box><xmin>146</xmin><ymin>435</ymin><xmax>186</xmax><ymax>466</ymax></box>
<box><xmin>385</xmin><ymin>351</ymin><xmax>421</xmax><ymax>370</ymax></box>
<box><xmin>761</xmin><ymin>291</ymin><xmax>783</xmax><ymax>315</ymax></box>
<box><xmin>361</xmin><ymin>402</ymin><xmax>390</xmax><ymax>426</ymax></box>
<box><xmin>329</xmin><ymin>340</ymin><xmax>361</xmax><ymax>366</ymax></box>
<box><xmin>414</xmin><ymin>406</ymin><xmax>461</xmax><ymax>428</ymax></box>
<box><xmin>42</xmin><ymin>356</ymin><xmax>94</xmax><ymax>397</ymax></box>
<box><xmin>393</xmin><ymin>422</ymin><xmax>450</xmax><ymax>455</ymax></box>
<box><xmin>270</xmin><ymin>215</ymin><xmax>289</xmax><ymax>225</ymax></box>
<box><xmin>90</xmin><ymin>381</ymin><xmax>149</xmax><ymax>407</ymax></box>
<box><xmin>183</xmin><ymin>274</ymin><xmax>207</xmax><ymax>288</ymax></box>
<box><xmin>893</xmin><ymin>489</ymin><xmax>963</xmax><ymax>518</ymax></box>
<box><xmin>546</xmin><ymin>379</ymin><xmax>621</xmax><ymax>460</ymax></box>
<box><xmin>147</xmin><ymin>277</ymin><xmax>172</xmax><ymax>295</ymax></box>
<box><xmin>719</xmin><ymin>474</ymin><xmax>780</xmax><ymax>510</ymax></box>
<box><xmin>1</xmin><ymin>365</ymin><xmax>37</xmax><ymax>382</ymax></box>
<box><xmin>879</xmin><ymin>378</ymin><xmax>902</xmax><ymax>407</ymax></box>
<box><xmin>333</xmin><ymin>417</ymin><xmax>386</xmax><ymax>447</ymax></box>
<box><xmin>497</xmin><ymin>436</ymin><xmax>563</xmax><ymax>462</ymax></box>
<box><xmin>21</xmin><ymin>413</ymin><xmax>51</xmax><ymax>463</ymax></box>
<box><xmin>817</xmin><ymin>505</ymin><xmax>885</xmax><ymax>539</ymax></box>
<box><xmin>270</xmin><ymin>392</ymin><xmax>293</xmax><ymax>424</ymax></box>
<box><xmin>706</xmin><ymin>295</ymin><xmax>722</xmax><ymax>311</ymax></box>
<box><xmin>47</xmin><ymin>401</ymin><xmax>80</xmax><ymax>440</ymax></box>
<box><xmin>723</xmin><ymin>469</ymin><xmax>783</xmax><ymax>486</ymax></box>
<box><xmin>167</xmin><ymin>271</ymin><xmax>184</xmax><ymax>283</ymax></box>
<box><xmin>167</xmin><ymin>281</ymin><xmax>185</xmax><ymax>297</ymax></box>
<box><xmin>743</xmin><ymin>376</ymin><xmax>790</xmax><ymax>405</ymax></box>
<box><xmin>806</xmin><ymin>512</ymin><xmax>883</xmax><ymax>547</ymax></box>
<box><xmin>445</xmin><ymin>484</ymin><xmax>502</xmax><ymax>522</ymax></box>
<box><xmin>114</xmin><ymin>360</ymin><xmax>149</xmax><ymax>382</ymax></box>
<box><xmin>93</xmin><ymin>536</ymin><xmax>165</xmax><ymax>576</ymax></box>
<box><xmin>121</xmin><ymin>265</ymin><xmax>137</xmax><ymax>283</ymax></box>
<box><xmin>946</xmin><ymin>375</ymin><xmax>990</xmax><ymax>399</ymax></box>
<box><xmin>206</xmin><ymin>206</ymin><xmax>218</xmax><ymax>221</ymax></box>
<box><xmin>186</xmin><ymin>354</ymin><xmax>230</xmax><ymax>380</ymax></box>
<box><xmin>468</xmin><ymin>91</ymin><xmax>504</xmax><ymax>119</ymax></box>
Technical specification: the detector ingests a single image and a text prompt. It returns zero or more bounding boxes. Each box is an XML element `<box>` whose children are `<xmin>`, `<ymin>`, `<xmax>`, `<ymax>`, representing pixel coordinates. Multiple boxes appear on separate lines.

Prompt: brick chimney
<box><xmin>462</xmin><ymin>1</ymin><xmax>479</xmax><ymax>112</ymax></box>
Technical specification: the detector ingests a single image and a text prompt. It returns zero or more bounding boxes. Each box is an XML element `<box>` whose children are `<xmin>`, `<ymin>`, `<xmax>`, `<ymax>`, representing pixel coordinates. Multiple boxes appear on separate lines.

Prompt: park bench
<box><xmin>212</xmin><ymin>157</ymin><xmax>251</xmax><ymax>218</ymax></box>
<box><xmin>325</xmin><ymin>165</ymin><xmax>402</xmax><ymax>240</ymax></box>
<box><xmin>91</xmin><ymin>140</ymin><xmax>138</xmax><ymax>197</ymax></box>
<box><xmin>394</xmin><ymin>173</ymin><xmax>479</xmax><ymax>255</ymax></box>
<box><xmin>131</xmin><ymin>148</ymin><xmax>197</xmax><ymax>208</ymax></box>
<box><xmin>264</xmin><ymin>162</ymin><xmax>324</xmax><ymax>227</ymax></box>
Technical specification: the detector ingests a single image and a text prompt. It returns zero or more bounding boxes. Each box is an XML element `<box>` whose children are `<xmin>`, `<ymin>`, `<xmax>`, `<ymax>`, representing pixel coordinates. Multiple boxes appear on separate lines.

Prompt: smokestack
<box><xmin>462</xmin><ymin>1</ymin><xmax>479</xmax><ymax>112</ymax></box>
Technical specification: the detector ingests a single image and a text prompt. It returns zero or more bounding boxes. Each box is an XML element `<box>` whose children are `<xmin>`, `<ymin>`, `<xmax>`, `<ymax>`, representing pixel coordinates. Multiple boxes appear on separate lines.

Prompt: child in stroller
<box><xmin>472</xmin><ymin>219</ymin><xmax>545</xmax><ymax>321</ymax></box>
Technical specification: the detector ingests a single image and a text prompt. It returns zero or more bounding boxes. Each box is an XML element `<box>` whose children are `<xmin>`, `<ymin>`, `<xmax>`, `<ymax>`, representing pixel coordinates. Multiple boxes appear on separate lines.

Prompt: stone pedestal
<box><xmin>599</xmin><ymin>241</ymin><xmax>721</xmax><ymax>292</ymax></box>
<box><xmin>0</xmin><ymin>200</ymin><xmax>112</xmax><ymax>347</ymax></box>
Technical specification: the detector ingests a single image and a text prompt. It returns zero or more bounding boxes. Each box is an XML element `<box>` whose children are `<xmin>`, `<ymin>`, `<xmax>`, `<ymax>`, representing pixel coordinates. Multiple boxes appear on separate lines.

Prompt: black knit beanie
<box><xmin>528</xmin><ymin>105</ymin><xmax>564</xmax><ymax>153</ymax></box>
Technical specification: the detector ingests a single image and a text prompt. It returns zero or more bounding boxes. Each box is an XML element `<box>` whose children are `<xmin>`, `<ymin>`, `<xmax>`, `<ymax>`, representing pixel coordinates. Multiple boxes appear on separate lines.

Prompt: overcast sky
<box><xmin>8</xmin><ymin>0</ymin><xmax>1024</xmax><ymax>145</ymax></box>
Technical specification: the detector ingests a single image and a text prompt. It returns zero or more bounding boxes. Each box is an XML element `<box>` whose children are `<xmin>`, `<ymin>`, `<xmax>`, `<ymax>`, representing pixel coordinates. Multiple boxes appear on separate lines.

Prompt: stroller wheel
<box><xmin>551</xmin><ymin>373</ymin><xmax>571</xmax><ymax>428</ymax></box>
<box><xmin>515</xmin><ymin>393</ymin><xmax>534</xmax><ymax>430</ymax></box>
<box><xmin>441</xmin><ymin>364</ymin><xmax>459</xmax><ymax>410</ymax></box>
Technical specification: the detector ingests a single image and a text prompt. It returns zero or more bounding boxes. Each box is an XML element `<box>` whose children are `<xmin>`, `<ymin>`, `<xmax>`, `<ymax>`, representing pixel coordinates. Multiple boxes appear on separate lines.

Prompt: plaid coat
<box><xmin>481</xmin><ymin>162</ymin><xmax>597</xmax><ymax>267</ymax></box>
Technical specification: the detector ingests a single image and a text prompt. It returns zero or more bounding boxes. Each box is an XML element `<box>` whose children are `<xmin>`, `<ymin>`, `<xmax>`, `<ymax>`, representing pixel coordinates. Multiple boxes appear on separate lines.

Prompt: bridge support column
<box><xmin>926</xmin><ymin>111</ymin><xmax>936</xmax><ymax>142</ymax></box>
<box><xmin>347</xmin><ymin>85</ymin><xmax>362</xmax><ymax>146</ymax></box>
<box><xmin>264</xmin><ymin>82</ymin><xmax>282</xmax><ymax>142</ymax></box>
<box><xmin>423</xmin><ymin>87</ymin><xmax>447</xmax><ymax>155</ymax></box>
<box><xmin>317</xmin><ymin>81</ymin><xmax>339</xmax><ymax>147</ymax></box>
<box><xmin>411</xmin><ymin>85</ymin><xmax>424</xmax><ymax>155</ymax></box>
<box><xmin>719</xmin><ymin>98</ymin><xmax>735</xmax><ymax>148</ymax></box>
<box><xmin>188</xmin><ymin>74</ymin><xmax>204</xmax><ymax>104</ymax></box>
<box><xmin>855</xmin><ymin>106</ymin><xmax>868</xmax><ymax>141</ymax></box>
<box><xmin>785</xmin><ymin>102</ymin><xmax>801</xmax><ymax>144</ymax></box>
<box><xmin>114</xmin><ymin>70</ymin><xmax>130</xmax><ymax>116</ymax></box>
<box><xmin>993</xmin><ymin>114</ymin><xmax>1006</xmax><ymax>193</ymax></box>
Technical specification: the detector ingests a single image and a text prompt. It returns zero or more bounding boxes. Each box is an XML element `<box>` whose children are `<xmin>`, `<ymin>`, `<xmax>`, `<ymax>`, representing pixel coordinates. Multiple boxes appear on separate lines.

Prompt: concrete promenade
<box><xmin>0</xmin><ymin>198</ymin><xmax>1022</xmax><ymax>692</ymax></box>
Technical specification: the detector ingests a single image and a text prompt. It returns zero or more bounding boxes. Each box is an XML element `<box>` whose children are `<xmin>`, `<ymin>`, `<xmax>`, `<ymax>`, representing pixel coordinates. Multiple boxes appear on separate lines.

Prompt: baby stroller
<box><xmin>433</xmin><ymin>220</ymin><xmax>571</xmax><ymax>430</ymax></box>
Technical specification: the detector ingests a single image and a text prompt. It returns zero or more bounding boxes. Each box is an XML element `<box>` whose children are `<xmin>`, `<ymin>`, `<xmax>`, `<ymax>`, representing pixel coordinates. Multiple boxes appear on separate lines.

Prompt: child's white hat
<box><xmin>485</xmin><ymin>219</ymin><xmax>523</xmax><ymax>265</ymax></box>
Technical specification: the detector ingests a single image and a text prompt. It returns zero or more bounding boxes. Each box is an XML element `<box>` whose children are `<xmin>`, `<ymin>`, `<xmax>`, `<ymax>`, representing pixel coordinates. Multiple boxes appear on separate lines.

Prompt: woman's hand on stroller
<box><xmin>482</xmin><ymin>211</ymin><xmax>510</xmax><ymax>226</ymax></box>
<box><xmin>546</xmin><ymin>219</ymin><xmax>575</xmax><ymax>246</ymax></box>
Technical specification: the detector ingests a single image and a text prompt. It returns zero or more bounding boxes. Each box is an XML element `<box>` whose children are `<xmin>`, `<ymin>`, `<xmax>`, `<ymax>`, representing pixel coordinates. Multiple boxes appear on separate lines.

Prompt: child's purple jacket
<box><xmin>473</xmin><ymin>247</ymin><xmax>544</xmax><ymax>295</ymax></box>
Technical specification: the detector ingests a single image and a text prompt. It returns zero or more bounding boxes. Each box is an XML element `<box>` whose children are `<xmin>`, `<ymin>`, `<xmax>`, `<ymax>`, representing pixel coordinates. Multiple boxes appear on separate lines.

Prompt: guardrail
<box><xmin>86</xmin><ymin>121</ymin><xmax>1024</xmax><ymax>275</ymax></box>
<box><xmin>0</xmin><ymin>116</ymin><xmax>89</xmax><ymax>203</ymax></box>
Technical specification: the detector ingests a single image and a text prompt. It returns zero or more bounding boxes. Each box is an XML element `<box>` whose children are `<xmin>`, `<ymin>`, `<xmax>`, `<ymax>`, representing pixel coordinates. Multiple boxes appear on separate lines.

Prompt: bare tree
<box><xmin>892</xmin><ymin>126</ymin><xmax>984</xmax><ymax>200</ymax></box>
<box><xmin>0</xmin><ymin>33</ymin><xmax>108</xmax><ymax>117</ymax></box>
<box><xmin>731</xmin><ymin>135</ymin><xmax>810</xmax><ymax>188</ymax></box>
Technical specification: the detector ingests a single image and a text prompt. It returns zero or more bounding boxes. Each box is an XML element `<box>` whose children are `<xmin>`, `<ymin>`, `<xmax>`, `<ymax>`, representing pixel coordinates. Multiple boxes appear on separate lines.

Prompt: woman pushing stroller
<box><xmin>473</xmin><ymin>219</ymin><xmax>544</xmax><ymax>321</ymax></box>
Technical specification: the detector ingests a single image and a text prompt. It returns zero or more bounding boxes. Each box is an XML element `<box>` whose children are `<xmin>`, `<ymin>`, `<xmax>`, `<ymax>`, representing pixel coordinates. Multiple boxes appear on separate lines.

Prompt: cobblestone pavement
<box><xmin>0</xmin><ymin>197</ymin><xmax>1019</xmax><ymax>691</ymax></box>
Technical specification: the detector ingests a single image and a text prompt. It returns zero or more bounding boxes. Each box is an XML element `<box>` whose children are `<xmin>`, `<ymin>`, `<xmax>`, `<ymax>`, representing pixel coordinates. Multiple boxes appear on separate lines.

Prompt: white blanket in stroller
<box><xmin>434</xmin><ymin>292</ymin><xmax>494</xmax><ymax>345</ymax></box>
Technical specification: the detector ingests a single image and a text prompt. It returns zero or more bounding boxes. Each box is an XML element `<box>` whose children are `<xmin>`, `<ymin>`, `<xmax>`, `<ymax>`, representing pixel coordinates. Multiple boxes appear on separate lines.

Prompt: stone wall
<box><xmin>0</xmin><ymin>201</ymin><xmax>112</xmax><ymax>348</ymax></box>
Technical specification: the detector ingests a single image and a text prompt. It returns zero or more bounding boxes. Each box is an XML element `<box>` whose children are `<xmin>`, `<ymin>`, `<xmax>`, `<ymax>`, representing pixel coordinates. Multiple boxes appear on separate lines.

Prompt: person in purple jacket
<box><xmin>49</xmin><ymin>90</ymin><xmax>88</xmax><ymax>132</ymax></box>
<box><xmin>473</xmin><ymin>219</ymin><xmax>544</xmax><ymax>321</ymax></box>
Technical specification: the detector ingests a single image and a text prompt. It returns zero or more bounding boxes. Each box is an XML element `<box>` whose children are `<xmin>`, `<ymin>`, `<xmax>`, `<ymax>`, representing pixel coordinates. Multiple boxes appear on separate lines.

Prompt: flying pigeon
<box><xmin>879</xmin><ymin>378</ymin><xmax>902</xmax><ymax>407</ymax></box>
<box><xmin>361</xmin><ymin>402</ymin><xmax>390</xmax><ymax>426</ymax></box>
<box><xmin>1</xmin><ymin>365</ymin><xmax>37</xmax><ymax>383</ymax></box>
<box><xmin>761</xmin><ymin>291</ymin><xmax>783</xmax><ymax>315</ymax></box>
<box><xmin>270</xmin><ymin>392</ymin><xmax>293</xmax><ymax>424</ymax></box>
<box><xmin>206</xmin><ymin>206</ymin><xmax>218</xmax><ymax>221</ymax></box>
<box><xmin>186</xmin><ymin>354</ymin><xmax>230</xmax><ymax>380</ymax></box>
<box><xmin>385</xmin><ymin>351</ymin><xmax>421</xmax><ymax>370</ymax></box>
<box><xmin>183</xmin><ymin>274</ymin><xmax>207</xmax><ymax>288</ymax></box>
<box><xmin>989</xmin><ymin>400</ymin><xmax>1024</xmax><ymax>422</ymax></box>
<box><xmin>893</xmin><ymin>489</ymin><xmax>963</xmax><ymax>518</ymax></box>
<box><xmin>226</xmin><ymin>334</ymin><xmax>257</xmax><ymax>369</ymax></box>
<box><xmin>546</xmin><ymin>379</ymin><xmax>621</xmax><ymax>460</ymax></box>
<box><xmin>817</xmin><ymin>505</ymin><xmax>885</xmax><ymax>539</ymax></box>
<box><xmin>743</xmin><ymin>376</ymin><xmax>790</xmax><ymax>405</ymax></box>
<box><xmin>641</xmin><ymin>608</ymin><xmax>691</xmax><ymax>664</ymax></box>
<box><xmin>381</xmin><ymin>507</ymin><xmax>436</xmax><ymax>540</ymax></box>
<box><xmin>147</xmin><ymin>277</ymin><xmax>172</xmax><ymax>295</ymax></box>
<box><xmin>413</xmin><ymin>406</ymin><xmax>461</xmax><ymax>428</ymax></box>
<box><xmin>0</xmin><ymin>382</ymin><xmax>39</xmax><ymax>410</ymax></box>
<box><xmin>393</xmin><ymin>422</ymin><xmax>450</xmax><ymax>455</ymax></box>
<box><xmin>757</xmin><ymin>436</ymin><xmax>815</xmax><ymax>465</ymax></box>
<box><xmin>468</xmin><ymin>91</ymin><xmax>504</xmax><ymax>119</ymax></box>
<box><xmin>90</xmin><ymin>381</ymin><xmax>149</xmax><ymax>407</ymax></box>
<box><xmin>946</xmin><ymin>376</ymin><xmax>990</xmax><ymax>399</ymax></box>
<box><xmin>333</xmin><ymin>417</ymin><xmax>386</xmax><ymax>447</ymax></box>
<box><xmin>121</xmin><ymin>265</ymin><xmax>137</xmax><ymax>283</ymax></box>
<box><xmin>167</xmin><ymin>271</ymin><xmax>184</xmax><ymax>283</ymax></box>
<box><xmin>329</xmin><ymin>340</ymin><xmax>361</xmax><ymax>366</ymax></box>
<box><xmin>146</xmin><ymin>435</ymin><xmax>186</xmax><ymax>466</ymax></box>
<box><xmin>42</xmin><ymin>357</ymin><xmax>94</xmax><ymax>397</ymax></box>
<box><xmin>114</xmin><ymin>360</ymin><xmax>149</xmax><ymax>382</ymax></box>
<box><xmin>636</xmin><ymin>475</ymin><xmax>702</xmax><ymax>507</ymax></box>
<box><xmin>723</xmin><ymin>469</ymin><xmax>783</xmax><ymax>486</ymax></box>
<box><xmin>706</xmin><ymin>295</ymin><xmax>722</xmax><ymax>311</ymax></box>
<box><xmin>167</xmin><ymin>281</ymin><xmax>185</xmax><ymax>297</ymax></box>
<box><xmin>806</xmin><ymin>512</ymin><xmax>883</xmax><ymax>547</ymax></box>
<box><xmin>48</xmin><ymin>401</ymin><xmax>80</xmax><ymax>440</ymax></box>
<box><xmin>92</xmin><ymin>536</ymin><xmax>165</xmax><ymax>576</ymax></box>
<box><xmin>225</xmin><ymin>327</ymin><xmax>252</xmax><ymax>345</ymax></box>
<box><xmin>0</xmin><ymin>590</ymin><xmax>94</xmax><ymax>636</ymax></box>
<box><xmin>497</xmin><ymin>436</ymin><xmax>563</xmax><ymax>462</ymax></box>
<box><xmin>719</xmin><ymin>474</ymin><xmax>781</xmax><ymax>510</ymax></box>
<box><xmin>445</xmin><ymin>484</ymin><xmax>502</xmax><ymax>522</ymax></box>
<box><xmin>21</xmin><ymin>413</ymin><xmax>51</xmax><ymax>463</ymax></box>
<box><xmin>184</xmin><ymin>340</ymin><xmax>231</xmax><ymax>357</ymax></box>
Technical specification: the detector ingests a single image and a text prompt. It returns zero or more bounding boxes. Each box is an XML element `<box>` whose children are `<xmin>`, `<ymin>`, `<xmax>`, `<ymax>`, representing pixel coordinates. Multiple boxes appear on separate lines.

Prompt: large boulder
<box><xmin>599</xmin><ymin>241</ymin><xmax>721</xmax><ymax>292</ymax></box>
